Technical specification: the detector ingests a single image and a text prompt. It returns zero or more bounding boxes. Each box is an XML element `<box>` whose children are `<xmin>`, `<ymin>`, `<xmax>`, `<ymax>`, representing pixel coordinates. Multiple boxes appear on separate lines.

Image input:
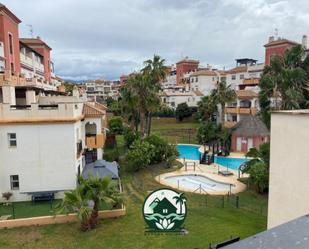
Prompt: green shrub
<box><xmin>144</xmin><ymin>134</ymin><xmax>168</xmax><ymax>164</ymax></box>
<box><xmin>108</xmin><ymin>117</ymin><xmax>124</xmax><ymax>135</ymax></box>
<box><xmin>125</xmin><ymin>140</ymin><xmax>154</xmax><ymax>172</ymax></box>
<box><xmin>175</xmin><ymin>102</ymin><xmax>192</xmax><ymax>121</ymax></box>
<box><xmin>104</xmin><ymin>148</ymin><xmax>119</xmax><ymax>162</ymax></box>
<box><xmin>123</xmin><ymin>127</ymin><xmax>141</xmax><ymax>148</ymax></box>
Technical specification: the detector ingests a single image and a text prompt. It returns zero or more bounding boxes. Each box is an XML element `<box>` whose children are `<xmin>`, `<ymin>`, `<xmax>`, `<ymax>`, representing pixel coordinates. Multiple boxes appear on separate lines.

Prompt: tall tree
<box><xmin>197</xmin><ymin>95</ymin><xmax>217</xmax><ymax>122</ymax></box>
<box><xmin>142</xmin><ymin>55</ymin><xmax>167</xmax><ymax>135</ymax></box>
<box><xmin>211</xmin><ymin>81</ymin><xmax>236</xmax><ymax>124</ymax></box>
<box><xmin>259</xmin><ymin>45</ymin><xmax>309</xmax><ymax>127</ymax></box>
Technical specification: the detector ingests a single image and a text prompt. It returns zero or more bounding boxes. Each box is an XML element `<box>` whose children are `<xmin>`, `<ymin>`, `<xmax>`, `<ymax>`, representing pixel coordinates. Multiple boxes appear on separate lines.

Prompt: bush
<box><xmin>108</xmin><ymin>117</ymin><xmax>124</xmax><ymax>135</ymax></box>
<box><xmin>153</xmin><ymin>105</ymin><xmax>175</xmax><ymax>117</ymax></box>
<box><xmin>144</xmin><ymin>134</ymin><xmax>168</xmax><ymax>164</ymax></box>
<box><xmin>124</xmin><ymin>134</ymin><xmax>179</xmax><ymax>172</ymax></box>
<box><xmin>125</xmin><ymin>140</ymin><xmax>154</xmax><ymax>172</ymax></box>
<box><xmin>123</xmin><ymin>127</ymin><xmax>141</xmax><ymax>148</ymax></box>
<box><xmin>144</xmin><ymin>134</ymin><xmax>179</xmax><ymax>165</ymax></box>
<box><xmin>104</xmin><ymin>148</ymin><xmax>119</xmax><ymax>162</ymax></box>
<box><xmin>175</xmin><ymin>103</ymin><xmax>192</xmax><ymax>121</ymax></box>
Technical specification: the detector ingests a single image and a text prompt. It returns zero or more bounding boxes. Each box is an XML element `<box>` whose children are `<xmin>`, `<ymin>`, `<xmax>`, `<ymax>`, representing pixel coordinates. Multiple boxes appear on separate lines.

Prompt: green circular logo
<box><xmin>143</xmin><ymin>188</ymin><xmax>187</xmax><ymax>232</ymax></box>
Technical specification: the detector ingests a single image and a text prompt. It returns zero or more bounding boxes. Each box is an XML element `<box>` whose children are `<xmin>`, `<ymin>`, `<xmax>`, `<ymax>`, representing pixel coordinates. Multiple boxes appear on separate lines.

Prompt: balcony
<box><xmin>239</xmin><ymin>108</ymin><xmax>251</xmax><ymax>114</ymax></box>
<box><xmin>242</xmin><ymin>78</ymin><xmax>259</xmax><ymax>85</ymax></box>
<box><xmin>225</xmin><ymin>107</ymin><xmax>258</xmax><ymax>115</ymax></box>
<box><xmin>225</xmin><ymin>107</ymin><xmax>238</xmax><ymax>114</ymax></box>
<box><xmin>0</xmin><ymin>70</ymin><xmax>26</xmax><ymax>86</ymax></box>
<box><xmin>85</xmin><ymin>134</ymin><xmax>105</xmax><ymax>149</ymax></box>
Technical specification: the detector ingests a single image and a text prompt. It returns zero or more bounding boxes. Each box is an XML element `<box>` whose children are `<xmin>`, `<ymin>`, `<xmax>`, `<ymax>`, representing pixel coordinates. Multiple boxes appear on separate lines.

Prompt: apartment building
<box><xmin>0</xmin><ymin>4</ymin><xmax>64</xmax><ymax>107</ymax></box>
<box><xmin>159</xmin><ymin>90</ymin><xmax>203</xmax><ymax>109</ymax></box>
<box><xmin>0</xmin><ymin>96</ymin><xmax>107</xmax><ymax>202</ymax></box>
<box><xmin>85</xmin><ymin>80</ymin><xmax>121</xmax><ymax>102</ymax></box>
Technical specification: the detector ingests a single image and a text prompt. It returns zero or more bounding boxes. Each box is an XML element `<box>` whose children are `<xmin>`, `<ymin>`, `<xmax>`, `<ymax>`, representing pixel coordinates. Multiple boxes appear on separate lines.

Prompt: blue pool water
<box><xmin>177</xmin><ymin>144</ymin><xmax>201</xmax><ymax>160</ymax></box>
<box><xmin>176</xmin><ymin>144</ymin><xmax>248</xmax><ymax>170</ymax></box>
<box><xmin>214</xmin><ymin>156</ymin><xmax>248</xmax><ymax>170</ymax></box>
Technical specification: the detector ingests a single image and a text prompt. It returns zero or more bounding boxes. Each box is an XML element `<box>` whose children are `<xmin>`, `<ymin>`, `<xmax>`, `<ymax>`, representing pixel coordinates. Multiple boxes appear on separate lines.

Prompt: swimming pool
<box><xmin>214</xmin><ymin>156</ymin><xmax>248</xmax><ymax>170</ymax></box>
<box><xmin>176</xmin><ymin>144</ymin><xmax>248</xmax><ymax>170</ymax></box>
<box><xmin>165</xmin><ymin>174</ymin><xmax>232</xmax><ymax>192</ymax></box>
<box><xmin>177</xmin><ymin>144</ymin><xmax>201</xmax><ymax>160</ymax></box>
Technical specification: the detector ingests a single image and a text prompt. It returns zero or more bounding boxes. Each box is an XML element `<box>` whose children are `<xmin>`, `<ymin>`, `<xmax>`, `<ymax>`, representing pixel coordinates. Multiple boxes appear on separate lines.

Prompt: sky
<box><xmin>4</xmin><ymin>0</ymin><xmax>309</xmax><ymax>81</ymax></box>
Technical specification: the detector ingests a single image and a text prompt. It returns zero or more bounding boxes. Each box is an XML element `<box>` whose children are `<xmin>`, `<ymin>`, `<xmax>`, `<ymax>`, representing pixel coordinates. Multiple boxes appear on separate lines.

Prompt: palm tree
<box><xmin>259</xmin><ymin>45</ymin><xmax>309</xmax><ymax>127</ymax></box>
<box><xmin>57</xmin><ymin>176</ymin><xmax>122</xmax><ymax>231</ymax></box>
<box><xmin>211</xmin><ymin>81</ymin><xmax>236</xmax><ymax>124</ymax></box>
<box><xmin>197</xmin><ymin>95</ymin><xmax>217</xmax><ymax>122</ymax></box>
<box><xmin>79</xmin><ymin>175</ymin><xmax>122</xmax><ymax>229</ymax></box>
<box><xmin>173</xmin><ymin>193</ymin><xmax>186</xmax><ymax>214</ymax></box>
<box><xmin>142</xmin><ymin>54</ymin><xmax>167</xmax><ymax>88</ymax></box>
<box><xmin>57</xmin><ymin>187</ymin><xmax>92</xmax><ymax>231</ymax></box>
<box><xmin>142</xmin><ymin>55</ymin><xmax>167</xmax><ymax>135</ymax></box>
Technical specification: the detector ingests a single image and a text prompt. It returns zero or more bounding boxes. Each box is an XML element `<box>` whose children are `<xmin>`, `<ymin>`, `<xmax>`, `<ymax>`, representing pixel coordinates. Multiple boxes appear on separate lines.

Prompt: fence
<box><xmin>153</xmin><ymin>174</ymin><xmax>267</xmax><ymax>217</ymax></box>
<box><xmin>0</xmin><ymin>197</ymin><xmax>123</xmax><ymax>220</ymax></box>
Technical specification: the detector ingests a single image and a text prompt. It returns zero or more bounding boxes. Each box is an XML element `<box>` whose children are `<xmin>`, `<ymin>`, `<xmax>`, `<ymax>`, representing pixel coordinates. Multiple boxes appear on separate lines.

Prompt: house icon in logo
<box><xmin>151</xmin><ymin>197</ymin><xmax>177</xmax><ymax>215</ymax></box>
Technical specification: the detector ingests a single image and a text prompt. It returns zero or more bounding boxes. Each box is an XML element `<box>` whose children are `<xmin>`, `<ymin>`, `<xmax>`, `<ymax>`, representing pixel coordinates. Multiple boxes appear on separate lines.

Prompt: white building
<box><xmin>159</xmin><ymin>90</ymin><xmax>203</xmax><ymax>109</ymax></box>
<box><xmin>85</xmin><ymin>80</ymin><xmax>121</xmax><ymax>102</ymax></box>
<box><xmin>0</xmin><ymin>96</ymin><xmax>107</xmax><ymax>202</ymax></box>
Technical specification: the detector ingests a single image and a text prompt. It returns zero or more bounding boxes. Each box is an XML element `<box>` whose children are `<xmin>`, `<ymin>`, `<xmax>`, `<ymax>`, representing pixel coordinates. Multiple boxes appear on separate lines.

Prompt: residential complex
<box><xmin>0</xmin><ymin>3</ymin><xmax>64</xmax><ymax>107</ymax></box>
<box><xmin>85</xmin><ymin>79</ymin><xmax>121</xmax><ymax>102</ymax></box>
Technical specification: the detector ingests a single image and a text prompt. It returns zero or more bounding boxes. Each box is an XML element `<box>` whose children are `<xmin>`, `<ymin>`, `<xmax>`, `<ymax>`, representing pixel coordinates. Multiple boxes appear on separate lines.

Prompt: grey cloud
<box><xmin>3</xmin><ymin>0</ymin><xmax>309</xmax><ymax>80</ymax></box>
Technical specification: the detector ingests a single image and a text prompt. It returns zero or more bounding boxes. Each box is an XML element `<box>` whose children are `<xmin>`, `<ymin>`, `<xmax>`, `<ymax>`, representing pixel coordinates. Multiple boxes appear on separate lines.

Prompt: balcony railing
<box><xmin>85</xmin><ymin>134</ymin><xmax>105</xmax><ymax>149</ymax></box>
<box><xmin>225</xmin><ymin>107</ymin><xmax>258</xmax><ymax>115</ymax></box>
<box><xmin>0</xmin><ymin>70</ymin><xmax>26</xmax><ymax>86</ymax></box>
<box><xmin>242</xmin><ymin>78</ymin><xmax>259</xmax><ymax>85</ymax></box>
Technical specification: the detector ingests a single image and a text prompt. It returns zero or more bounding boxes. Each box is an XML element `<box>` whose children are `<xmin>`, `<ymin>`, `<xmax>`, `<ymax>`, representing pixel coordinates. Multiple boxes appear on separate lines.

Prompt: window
<box><xmin>240</xmin><ymin>74</ymin><xmax>244</xmax><ymax>79</ymax></box>
<box><xmin>10</xmin><ymin>63</ymin><xmax>14</xmax><ymax>74</ymax></box>
<box><xmin>8</xmin><ymin>33</ymin><xmax>13</xmax><ymax>55</ymax></box>
<box><xmin>231</xmin><ymin>75</ymin><xmax>236</xmax><ymax>80</ymax></box>
<box><xmin>10</xmin><ymin>175</ymin><xmax>19</xmax><ymax>190</ymax></box>
<box><xmin>8</xmin><ymin>133</ymin><xmax>17</xmax><ymax>147</ymax></box>
<box><xmin>195</xmin><ymin>77</ymin><xmax>198</xmax><ymax>82</ymax></box>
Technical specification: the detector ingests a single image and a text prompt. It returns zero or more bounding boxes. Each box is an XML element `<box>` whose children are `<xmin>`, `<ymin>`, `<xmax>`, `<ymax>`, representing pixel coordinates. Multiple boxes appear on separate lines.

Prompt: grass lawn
<box><xmin>151</xmin><ymin>117</ymin><xmax>200</xmax><ymax>144</ymax></box>
<box><xmin>0</xmin><ymin>162</ymin><xmax>267</xmax><ymax>249</ymax></box>
<box><xmin>0</xmin><ymin>118</ymin><xmax>267</xmax><ymax>248</ymax></box>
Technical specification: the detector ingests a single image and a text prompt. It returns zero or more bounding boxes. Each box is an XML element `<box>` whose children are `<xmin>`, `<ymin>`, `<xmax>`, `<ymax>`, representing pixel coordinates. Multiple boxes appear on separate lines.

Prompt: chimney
<box><xmin>302</xmin><ymin>35</ymin><xmax>307</xmax><ymax>49</ymax></box>
<box><xmin>268</xmin><ymin>36</ymin><xmax>275</xmax><ymax>43</ymax></box>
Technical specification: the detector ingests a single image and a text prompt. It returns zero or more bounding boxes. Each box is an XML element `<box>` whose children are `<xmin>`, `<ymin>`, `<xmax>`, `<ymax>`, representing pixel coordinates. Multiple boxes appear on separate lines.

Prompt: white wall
<box><xmin>0</xmin><ymin>123</ymin><xmax>79</xmax><ymax>202</ymax></box>
<box><xmin>190</xmin><ymin>75</ymin><xmax>217</xmax><ymax>96</ymax></box>
<box><xmin>268</xmin><ymin>112</ymin><xmax>309</xmax><ymax>228</ymax></box>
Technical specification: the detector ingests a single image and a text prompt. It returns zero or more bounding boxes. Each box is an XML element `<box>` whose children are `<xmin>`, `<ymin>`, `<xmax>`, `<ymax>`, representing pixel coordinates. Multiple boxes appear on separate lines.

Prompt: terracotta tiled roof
<box><xmin>227</xmin><ymin>66</ymin><xmax>248</xmax><ymax>74</ymax></box>
<box><xmin>237</xmin><ymin>90</ymin><xmax>258</xmax><ymax>99</ymax></box>
<box><xmin>83</xmin><ymin>102</ymin><xmax>106</xmax><ymax>118</ymax></box>
<box><xmin>190</xmin><ymin>70</ymin><xmax>218</xmax><ymax>77</ymax></box>
<box><xmin>94</xmin><ymin>102</ymin><xmax>107</xmax><ymax>111</ymax></box>
<box><xmin>232</xmin><ymin>116</ymin><xmax>269</xmax><ymax>136</ymax></box>
<box><xmin>264</xmin><ymin>39</ymin><xmax>299</xmax><ymax>48</ymax></box>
